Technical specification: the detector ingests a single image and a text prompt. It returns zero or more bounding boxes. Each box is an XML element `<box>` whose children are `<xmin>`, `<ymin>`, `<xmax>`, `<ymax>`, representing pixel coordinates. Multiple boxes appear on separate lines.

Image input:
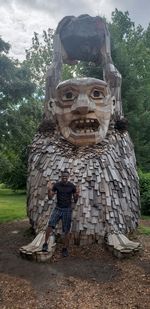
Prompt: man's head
<box><xmin>55</xmin><ymin>78</ymin><xmax>115</xmax><ymax>146</ymax></box>
<box><xmin>61</xmin><ymin>170</ymin><xmax>70</xmax><ymax>183</ymax></box>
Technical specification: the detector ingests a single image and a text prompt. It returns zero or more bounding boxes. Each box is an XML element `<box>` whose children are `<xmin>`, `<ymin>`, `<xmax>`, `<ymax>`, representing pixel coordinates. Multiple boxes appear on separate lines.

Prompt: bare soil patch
<box><xmin>0</xmin><ymin>220</ymin><xmax>149</xmax><ymax>309</ymax></box>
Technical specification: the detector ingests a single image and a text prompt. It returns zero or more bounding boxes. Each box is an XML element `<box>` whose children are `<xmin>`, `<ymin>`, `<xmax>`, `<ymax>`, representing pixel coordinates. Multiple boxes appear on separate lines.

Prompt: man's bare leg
<box><xmin>45</xmin><ymin>226</ymin><xmax>53</xmax><ymax>243</ymax></box>
<box><xmin>62</xmin><ymin>232</ymin><xmax>70</xmax><ymax>257</ymax></box>
<box><xmin>63</xmin><ymin>232</ymin><xmax>70</xmax><ymax>248</ymax></box>
<box><xmin>42</xmin><ymin>226</ymin><xmax>53</xmax><ymax>252</ymax></box>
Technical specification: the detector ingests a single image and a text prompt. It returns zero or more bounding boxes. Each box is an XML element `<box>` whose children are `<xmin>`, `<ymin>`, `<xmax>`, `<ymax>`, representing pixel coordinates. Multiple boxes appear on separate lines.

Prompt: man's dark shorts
<box><xmin>48</xmin><ymin>207</ymin><xmax>72</xmax><ymax>234</ymax></box>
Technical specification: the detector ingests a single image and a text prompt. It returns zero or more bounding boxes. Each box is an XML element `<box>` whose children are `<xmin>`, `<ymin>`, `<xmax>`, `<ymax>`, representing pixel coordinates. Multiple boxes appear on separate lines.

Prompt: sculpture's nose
<box><xmin>71</xmin><ymin>94</ymin><xmax>95</xmax><ymax>114</ymax></box>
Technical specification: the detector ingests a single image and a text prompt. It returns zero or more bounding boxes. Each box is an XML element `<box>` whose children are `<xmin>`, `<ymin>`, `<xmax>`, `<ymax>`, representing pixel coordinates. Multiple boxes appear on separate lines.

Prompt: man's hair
<box><xmin>61</xmin><ymin>169</ymin><xmax>70</xmax><ymax>175</ymax></box>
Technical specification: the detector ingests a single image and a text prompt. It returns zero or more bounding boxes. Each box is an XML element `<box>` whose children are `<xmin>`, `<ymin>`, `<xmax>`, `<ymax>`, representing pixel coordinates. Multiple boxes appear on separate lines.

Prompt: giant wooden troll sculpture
<box><xmin>20</xmin><ymin>15</ymin><xmax>141</xmax><ymax>261</ymax></box>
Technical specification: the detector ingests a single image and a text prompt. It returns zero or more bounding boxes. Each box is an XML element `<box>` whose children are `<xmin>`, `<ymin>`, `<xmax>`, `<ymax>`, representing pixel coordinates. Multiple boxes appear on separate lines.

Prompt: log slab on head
<box><xmin>57</xmin><ymin>15</ymin><xmax>107</xmax><ymax>63</ymax></box>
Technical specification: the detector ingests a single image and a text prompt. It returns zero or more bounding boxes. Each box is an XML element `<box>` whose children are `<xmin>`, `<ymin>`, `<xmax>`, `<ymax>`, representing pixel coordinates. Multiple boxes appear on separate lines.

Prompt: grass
<box><xmin>0</xmin><ymin>188</ymin><xmax>27</xmax><ymax>223</ymax></box>
<box><xmin>138</xmin><ymin>225</ymin><xmax>150</xmax><ymax>235</ymax></box>
<box><xmin>141</xmin><ymin>215</ymin><xmax>150</xmax><ymax>220</ymax></box>
<box><xmin>138</xmin><ymin>215</ymin><xmax>150</xmax><ymax>235</ymax></box>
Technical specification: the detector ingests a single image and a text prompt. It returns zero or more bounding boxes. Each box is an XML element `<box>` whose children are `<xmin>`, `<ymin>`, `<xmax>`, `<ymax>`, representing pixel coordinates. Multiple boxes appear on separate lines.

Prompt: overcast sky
<box><xmin>0</xmin><ymin>0</ymin><xmax>150</xmax><ymax>60</ymax></box>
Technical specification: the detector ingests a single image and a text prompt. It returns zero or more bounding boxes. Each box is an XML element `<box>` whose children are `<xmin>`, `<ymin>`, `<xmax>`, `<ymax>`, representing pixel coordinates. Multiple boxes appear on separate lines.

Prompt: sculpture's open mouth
<box><xmin>70</xmin><ymin>119</ymin><xmax>99</xmax><ymax>134</ymax></box>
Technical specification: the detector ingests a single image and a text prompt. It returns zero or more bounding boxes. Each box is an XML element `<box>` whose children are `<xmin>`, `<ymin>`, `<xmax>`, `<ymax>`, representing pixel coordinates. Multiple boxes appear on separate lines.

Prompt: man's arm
<box><xmin>73</xmin><ymin>185</ymin><xmax>80</xmax><ymax>203</ymax></box>
<box><xmin>47</xmin><ymin>181</ymin><xmax>56</xmax><ymax>199</ymax></box>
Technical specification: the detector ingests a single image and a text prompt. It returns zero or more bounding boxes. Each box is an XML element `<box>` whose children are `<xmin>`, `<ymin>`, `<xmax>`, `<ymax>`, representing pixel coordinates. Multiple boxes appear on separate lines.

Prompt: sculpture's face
<box><xmin>55</xmin><ymin>78</ymin><xmax>114</xmax><ymax>146</ymax></box>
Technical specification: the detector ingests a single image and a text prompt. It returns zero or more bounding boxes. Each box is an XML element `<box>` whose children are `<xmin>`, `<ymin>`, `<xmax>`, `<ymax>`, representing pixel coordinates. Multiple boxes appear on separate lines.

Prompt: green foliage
<box><xmin>25</xmin><ymin>30</ymin><xmax>54</xmax><ymax>95</ymax></box>
<box><xmin>108</xmin><ymin>10</ymin><xmax>150</xmax><ymax>171</ymax></box>
<box><xmin>111</xmin><ymin>9</ymin><xmax>134</xmax><ymax>40</ymax></box>
<box><xmin>61</xmin><ymin>63</ymin><xmax>75</xmax><ymax>80</ymax></box>
<box><xmin>76</xmin><ymin>62</ymin><xmax>103</xmax><ymax>79</ymax></box>
<box><xmin>0</xmin><ymin>37</ymin><xmax>43</xmax><ymax>189</ymax></box>
<box><xmin>0</xmin><ymin>37</ymin><xmax>10</xmax><ymax>53</ymax></box>
<box><xmin>25</xmin><ymin>30</ymin><xmax>76</xmax><ymax>90</ymax></box>
<box><xmin>0</xmin><ymin>39</ymin><xmax>35</xmax><ymax>111</ymax></box>
<box><xmin>0</xmin><ymin>99</ymin><xmax>43</xmax><ymax>189</ymax></box>
<box><xmin>139</xmin><ymin>170</ymin><xmax>150</xmax><ymax>215</ymax></box>
<box><xmin>0</xmin><ymin>188</ymin><xmax>26</xmax><ymax>222</ymax></box>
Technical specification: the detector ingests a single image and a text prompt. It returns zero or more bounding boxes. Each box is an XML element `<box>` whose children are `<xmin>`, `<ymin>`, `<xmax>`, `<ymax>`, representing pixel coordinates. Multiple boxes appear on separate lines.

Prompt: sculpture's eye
<box><xmin>90</xmin><ymin>89</ymin><xmax>105</xmax><ymax>99</ymax></box>
<box><xmin>62</xmin><ymin>91</ymin><xmax>76</xmax><ymax>101</ymax></box>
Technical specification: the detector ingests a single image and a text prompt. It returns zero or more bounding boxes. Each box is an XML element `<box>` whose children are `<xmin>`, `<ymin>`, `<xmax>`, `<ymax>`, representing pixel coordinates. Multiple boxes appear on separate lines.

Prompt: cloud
<box><xmin>0</xmin><ymin>0</ymin><xmax>112</xmax><ymax>60</ymax></box>
<box><xmin>106</xmin><ymin>0</ymin><xmax>150</xmax><ymax>27</ymax></box>
<box><xmin>0</xmin><ymin>0</ymin><xmax>150</xmax><ymax>60</ymax></box>
<box><xmin>0</xmin><ymin>3</ymin><xmax>54</xmax><ymax>60</ymax></box>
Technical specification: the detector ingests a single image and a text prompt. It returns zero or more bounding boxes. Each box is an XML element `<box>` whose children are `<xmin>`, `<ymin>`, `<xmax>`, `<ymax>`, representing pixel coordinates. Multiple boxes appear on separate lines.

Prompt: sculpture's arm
<box><xmin>100</xmin><ymin>24</ymin><xmax>123</xmax><ymax>117</ymax></box>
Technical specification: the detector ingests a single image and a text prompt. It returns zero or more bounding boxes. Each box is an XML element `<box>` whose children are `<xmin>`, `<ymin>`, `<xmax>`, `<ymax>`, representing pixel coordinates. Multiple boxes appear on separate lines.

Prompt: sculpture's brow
<box><xmin>57</xmin><ymin>79</ymin><xmax>107</xmax><ymax>88</ymax></box>
<box><xmin>58</xmin><ymin>86</ymin><xmax>78</xmax><ymax>91</ymax></box>
<box><xmin>58</xmin><ymin>84</ymin><xmax>106</xmax><ymax>90</ymax></box>
<box><xmin>89</xmin><ymin>83</ymin><xmax>106</xmax><ymax>88</ymax></box>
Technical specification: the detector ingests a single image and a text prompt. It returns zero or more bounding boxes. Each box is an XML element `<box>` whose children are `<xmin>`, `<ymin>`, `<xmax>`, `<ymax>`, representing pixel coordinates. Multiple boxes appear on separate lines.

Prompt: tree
<box><xmin>109</xmin><ymin>10</ymin><xmax>150</xmax><ymax>171</ymax></box>
<box><xmin>0</xmin><ymin>37</ymin><xmax>42</xmax><ymax>189</ymax></box>
<box><xmin>25</xmin><ymin>30</ymin><xmax>54</xmax><ymax>96</ymax></box>
<box><xmin>0</xmin><ymin>39</ymin><xmax>35</xmax><ymax>112</ymax></box>
<box><xmin>0</xmin><ymin>99</ymin><xmax>42</xmax><ymax>189</ymax></box>
<box><xmin>0</xmin><ymin>37</ymin><xmax>10</xmax><ymax>53</ymax></box>
<box><xmin>25</xmin><ymin>29</ymin><xmax>75</xmax><ymax>94</ymax></box>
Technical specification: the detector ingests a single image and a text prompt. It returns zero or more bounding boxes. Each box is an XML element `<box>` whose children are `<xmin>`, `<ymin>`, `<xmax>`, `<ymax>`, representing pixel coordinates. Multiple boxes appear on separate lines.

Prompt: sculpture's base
<box><xmin>19</xmin><ymin>231</ymin><xmax>142</xmax><ymax>262</ymax></box>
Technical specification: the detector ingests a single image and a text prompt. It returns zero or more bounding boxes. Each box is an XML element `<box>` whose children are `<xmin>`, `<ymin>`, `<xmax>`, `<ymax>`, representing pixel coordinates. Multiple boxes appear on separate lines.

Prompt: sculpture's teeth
<box><xmin>73</xmin><ymin>128</ymin><xmax>97</xmax><ymax>133</ymax></box>
<box><xmin>70</xmin><ymin>119</ymin><xmax>99</xmax><ymax>133</ymax></box>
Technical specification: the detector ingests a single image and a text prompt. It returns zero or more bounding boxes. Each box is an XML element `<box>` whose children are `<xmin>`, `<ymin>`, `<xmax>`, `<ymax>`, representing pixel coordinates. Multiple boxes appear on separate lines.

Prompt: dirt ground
<box><xmin>0</xmin><ymin>220</ymin><xmax>149</xmax><ymax>309</ymax></box>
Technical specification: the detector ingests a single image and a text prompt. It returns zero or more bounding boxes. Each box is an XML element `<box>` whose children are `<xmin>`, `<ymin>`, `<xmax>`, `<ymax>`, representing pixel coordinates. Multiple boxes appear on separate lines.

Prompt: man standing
<box><xmin>42</xmin><ymin>170</ymin><xmax>79</xmax><ymax>257</ymax></box>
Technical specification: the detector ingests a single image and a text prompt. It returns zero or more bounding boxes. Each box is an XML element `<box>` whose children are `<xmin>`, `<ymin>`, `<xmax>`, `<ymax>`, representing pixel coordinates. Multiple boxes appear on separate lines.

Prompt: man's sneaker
<box><xmin>42</xmin><ymin>243</ymin><xmax>48</xmax><ymax>252</ymax></box>
<box><xmin>62</xmin><ymin>248</ymin><xmax>69</xmax><ymax>257</ymax></box>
